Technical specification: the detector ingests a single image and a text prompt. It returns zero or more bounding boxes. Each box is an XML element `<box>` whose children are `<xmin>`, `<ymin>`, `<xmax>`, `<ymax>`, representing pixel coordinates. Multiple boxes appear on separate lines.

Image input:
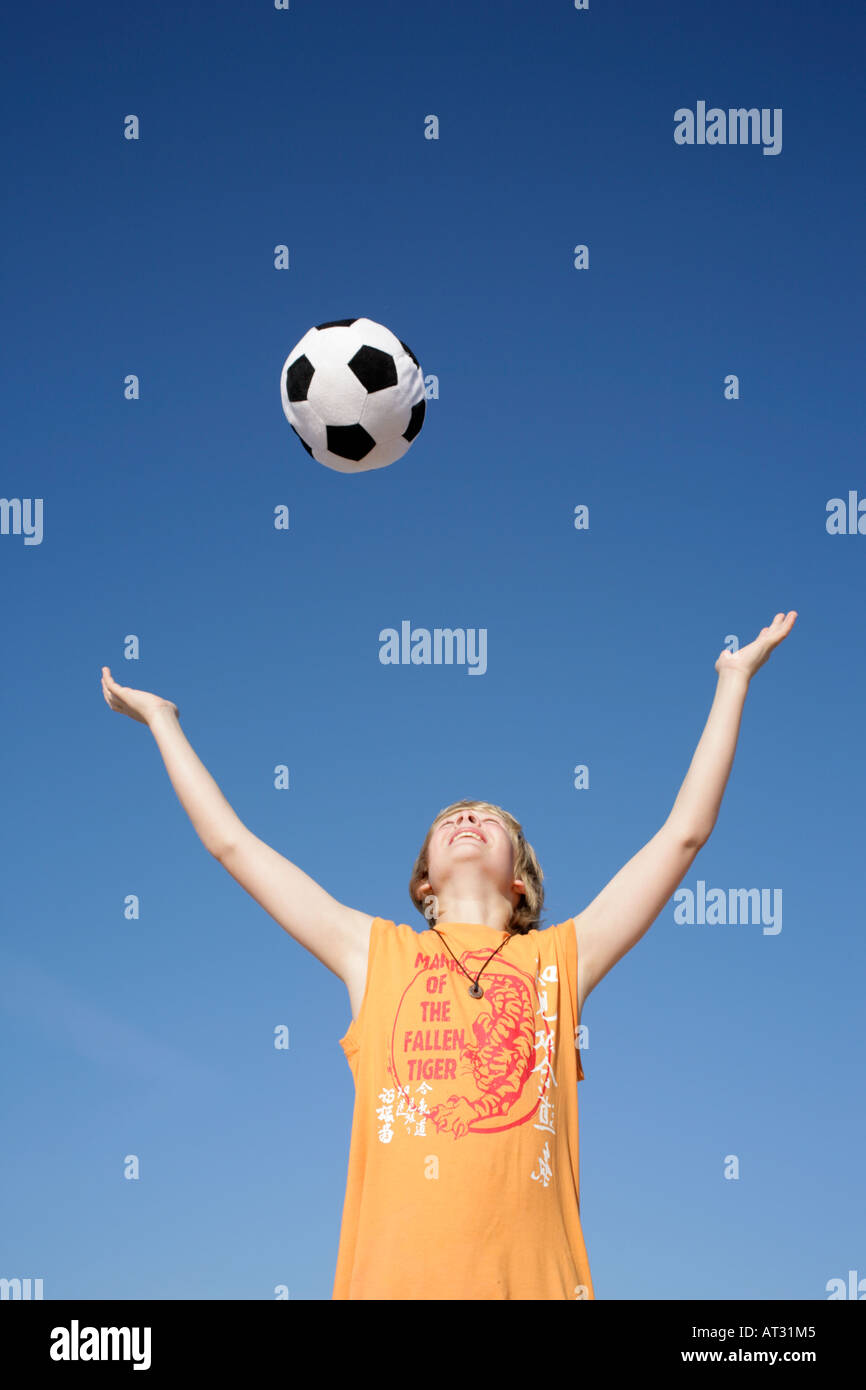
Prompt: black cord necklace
<box><xmin>431</xmin><ymin>926</ymin><xmax>511</xmax><ymax>998</ymax></box>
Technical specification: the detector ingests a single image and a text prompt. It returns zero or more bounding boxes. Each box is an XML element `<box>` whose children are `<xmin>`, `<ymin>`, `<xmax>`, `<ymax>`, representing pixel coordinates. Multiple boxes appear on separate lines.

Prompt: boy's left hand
<box><xmin>715</xmin><ymin>611</ymin><xmax>798</xmax><ymax>680</ymax></box>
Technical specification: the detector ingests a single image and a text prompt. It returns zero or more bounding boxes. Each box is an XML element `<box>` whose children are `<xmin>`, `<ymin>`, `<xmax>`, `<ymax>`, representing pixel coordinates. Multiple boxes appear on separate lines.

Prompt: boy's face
<box><xmin>423</xmin><ymin>805</ymin><xmax>522</xmax><ymax>903</ymax></box>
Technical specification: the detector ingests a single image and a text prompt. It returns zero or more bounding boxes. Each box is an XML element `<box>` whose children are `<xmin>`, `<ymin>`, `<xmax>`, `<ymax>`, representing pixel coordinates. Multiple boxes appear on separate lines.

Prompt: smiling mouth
<box><xmin>450</xmin><ymin>831</ymin><xmax>485</xmax><ymax>845</ymax></box>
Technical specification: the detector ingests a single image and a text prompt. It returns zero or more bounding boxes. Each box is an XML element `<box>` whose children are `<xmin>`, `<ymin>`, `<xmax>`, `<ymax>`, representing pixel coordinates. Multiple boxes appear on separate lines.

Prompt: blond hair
<box><xmin>408</xmin><ymin>798</ymin><xmax>544</xmax><ymax>935</ymax></box>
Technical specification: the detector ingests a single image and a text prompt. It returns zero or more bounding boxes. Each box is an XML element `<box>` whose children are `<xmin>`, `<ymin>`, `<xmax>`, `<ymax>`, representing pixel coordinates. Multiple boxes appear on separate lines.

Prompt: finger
<box><xmin>768</xmin><ymin>613</ymin><xmax>797</xmax><ymax>646</ymax></box>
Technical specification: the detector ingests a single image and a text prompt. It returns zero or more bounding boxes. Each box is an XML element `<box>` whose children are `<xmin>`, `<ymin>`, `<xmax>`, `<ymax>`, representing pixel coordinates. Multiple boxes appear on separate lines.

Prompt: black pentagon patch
<box><xmin>326</xmin><ymin>422</ymin><xmax>375</xmax><ymax>462</ymax></box>
<box><xmin>315</xmin><ymin>318</ymin><xmax>358</xmax><ymax>329</ymax></box>
<box><xmin>403</xmin><ymin>396</ymin><xmax>426</xmax><ymax>442</ymax></box>
<box><xmin>348</xmin><ymin>345</ymin><xmax>398</xmax><ymax>393</ymax></box>
<box><xmin>399</xmin><ymin>338</ymin><xmax>419</xmax><ymax>368</ymax></box>
<box><xmin>285</xmin><ymin>354</ymin><xmax>314</xmax><ymax>402</ymax></box>
<box><xmin>290</xmin><ymin>423</ymin><xmax>315</xmax><ymax>457</ymax></box>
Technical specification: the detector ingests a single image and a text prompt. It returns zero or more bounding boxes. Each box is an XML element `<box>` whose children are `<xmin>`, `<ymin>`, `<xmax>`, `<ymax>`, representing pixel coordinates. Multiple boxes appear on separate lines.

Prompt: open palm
<box><xmin>715</xmin><ymin>612</ymin><xmax>797</xmax><ymax>680</ymax></box>
<box><xmin>101</xmin><ymin>667</ymin><xmax>178</xmax><ymax>725</ymax></box>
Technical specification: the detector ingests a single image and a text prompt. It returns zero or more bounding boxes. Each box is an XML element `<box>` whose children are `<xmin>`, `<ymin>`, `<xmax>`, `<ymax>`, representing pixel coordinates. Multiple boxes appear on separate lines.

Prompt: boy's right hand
<box><xmin>101</xmin><ymin>666</ymin><xmax>179</xmax><ymax>726</ymax></box>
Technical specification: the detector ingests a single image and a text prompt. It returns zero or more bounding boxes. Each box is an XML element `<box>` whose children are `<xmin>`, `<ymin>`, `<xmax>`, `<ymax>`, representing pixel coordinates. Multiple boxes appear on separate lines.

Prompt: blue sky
<box><xmin>2</xmin><ymin>0</ymin><xmax>864</xmax><ymax>1300</ymax></box>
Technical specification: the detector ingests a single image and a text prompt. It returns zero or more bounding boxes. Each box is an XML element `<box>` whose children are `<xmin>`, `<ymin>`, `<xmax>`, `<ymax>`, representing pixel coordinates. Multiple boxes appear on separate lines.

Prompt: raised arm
<box><xmin>100</xmin><ymin>667</ymin><xmax>372</xmax><ymax>982</ymax></box>
<box><xmin>573</xmin><ymin>612</ymin><xmax>797</xmax><ymax>1013</ymax></box>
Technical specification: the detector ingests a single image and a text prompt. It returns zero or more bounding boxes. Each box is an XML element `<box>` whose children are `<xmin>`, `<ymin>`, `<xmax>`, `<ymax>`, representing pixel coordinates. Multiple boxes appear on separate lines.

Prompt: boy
<box><xmin>100</xmin><ymin>609</ymin><xmax>796</xmax><ymax>1299</ymax></box>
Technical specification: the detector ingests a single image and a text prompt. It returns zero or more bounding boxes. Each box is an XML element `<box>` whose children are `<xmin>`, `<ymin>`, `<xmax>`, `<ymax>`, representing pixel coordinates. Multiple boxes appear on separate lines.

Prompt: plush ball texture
<box><xmin>280</xmin><ymin>317</ymin><xmax>426</xmax><ymax>473</ymax></box>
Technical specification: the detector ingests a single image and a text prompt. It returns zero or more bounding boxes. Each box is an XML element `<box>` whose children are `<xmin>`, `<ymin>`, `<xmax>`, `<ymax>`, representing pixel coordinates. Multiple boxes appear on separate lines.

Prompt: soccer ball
<box><xmin>280</xmin><ymin>317</ymin><xmax>427</xmax><ymax>473</ymax></box>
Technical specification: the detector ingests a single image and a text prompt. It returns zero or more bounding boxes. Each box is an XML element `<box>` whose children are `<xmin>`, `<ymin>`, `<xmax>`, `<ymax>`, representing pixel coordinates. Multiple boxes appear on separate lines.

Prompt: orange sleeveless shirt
<box><xmin>333</xmin><ymin>917</ymin><xmax>595</xmax><ymax>1300</ymax></box>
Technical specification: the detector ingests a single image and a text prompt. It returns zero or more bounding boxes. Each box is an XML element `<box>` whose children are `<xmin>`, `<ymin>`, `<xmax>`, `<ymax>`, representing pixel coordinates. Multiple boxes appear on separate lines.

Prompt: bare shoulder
<box><xmin>570</xmin><ymin>914</ymin><xmax>589</xmax><ymax>1026</ymax></box>
<box><xmin>340</xmin><ymin>910</ymin><xmax>375</xmax><ymax>1020</ymax></box>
